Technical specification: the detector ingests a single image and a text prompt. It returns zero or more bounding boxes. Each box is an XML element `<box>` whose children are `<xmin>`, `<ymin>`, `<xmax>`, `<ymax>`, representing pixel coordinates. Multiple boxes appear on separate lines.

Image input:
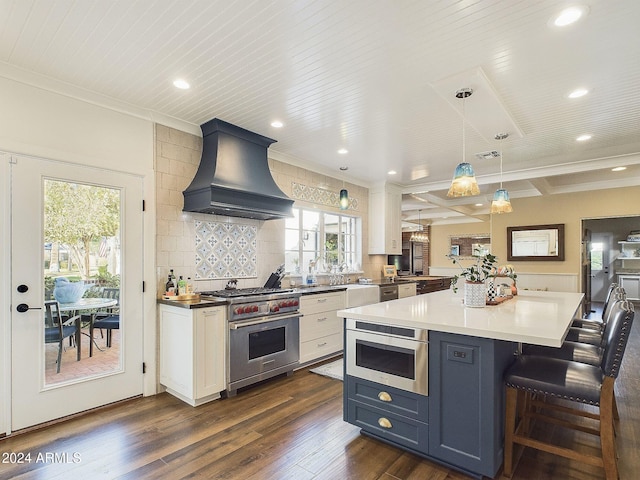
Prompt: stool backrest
<box><xmin>601</xmin><ymin>282</ymin><xmax>618</xmax><ymax>318</ymax></box>
<box><xmin>601</xmin><ymin>299</ymin><xmax>634</xmax><ymax>378</ymax></box>
<box><xmin>602</xmin><ymin>288</ymin><xmax>626</xmax><ymax>325</ymax></box>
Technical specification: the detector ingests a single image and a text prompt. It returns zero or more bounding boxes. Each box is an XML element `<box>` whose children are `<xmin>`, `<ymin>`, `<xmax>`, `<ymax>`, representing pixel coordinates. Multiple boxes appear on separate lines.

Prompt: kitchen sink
<box><xmin>345</xmin><ymin>284</ymin><xmax>380</xmax><ymax>307</ymax></box>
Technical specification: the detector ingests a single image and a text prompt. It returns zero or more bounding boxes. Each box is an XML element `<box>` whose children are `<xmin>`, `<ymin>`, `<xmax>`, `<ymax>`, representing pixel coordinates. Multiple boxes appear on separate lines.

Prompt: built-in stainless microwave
<box><xmin>345</xmin><ymin>318</ymin><xmax>428</xmax><ymax>395</ymax></box>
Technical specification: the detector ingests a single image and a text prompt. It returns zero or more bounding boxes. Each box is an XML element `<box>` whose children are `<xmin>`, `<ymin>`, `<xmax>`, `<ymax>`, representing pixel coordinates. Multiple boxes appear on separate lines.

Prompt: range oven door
<box><xmin>345</xmin><ymin>319</ymin><xmax>428</xmax><ymax>395</ymax></box>
<box><xmin>228</xmin><ymin>314</ymin><xmax>299</xmax><ymax>393</ymax></box>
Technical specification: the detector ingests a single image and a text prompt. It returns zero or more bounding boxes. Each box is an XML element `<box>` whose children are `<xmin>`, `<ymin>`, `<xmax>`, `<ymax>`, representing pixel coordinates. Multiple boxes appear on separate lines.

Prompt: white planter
<box><xmin>464</xmin><ymin>282</ymin><xmax>486</xmax><ymax>308</ymax></box>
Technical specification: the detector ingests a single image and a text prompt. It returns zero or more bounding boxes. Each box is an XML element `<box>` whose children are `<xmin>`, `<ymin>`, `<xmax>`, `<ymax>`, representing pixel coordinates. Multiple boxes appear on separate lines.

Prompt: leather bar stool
<box><xmin>563</xmin><ymin>288</ymin><xmax>626</xmax><ymax>346</ymax></box>
<box><xmin>503</xmin><ymin>300</ymin><xmax>634</xmax><ymax>479</ymax></box>
<box><xmin>572</xmin><ymin>282</ymin><xmax>617</xmax><ymax>331</ymax></box>
<box><xmin>521</xmin><ymin>297</ymin><xmax>626</xmax><ymax>363</ymax></box>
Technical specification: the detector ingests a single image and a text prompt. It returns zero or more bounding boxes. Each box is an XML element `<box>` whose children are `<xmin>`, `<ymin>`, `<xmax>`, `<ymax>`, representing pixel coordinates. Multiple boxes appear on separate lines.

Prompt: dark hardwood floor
<box><xmin>1</xmin><ymin>304</ymin><xmax>638</xmax><ymax>480</ymax></box>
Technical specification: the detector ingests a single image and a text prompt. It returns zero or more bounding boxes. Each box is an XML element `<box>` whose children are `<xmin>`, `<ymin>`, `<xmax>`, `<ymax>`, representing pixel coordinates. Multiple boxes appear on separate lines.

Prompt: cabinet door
<box><xmin>398</xmin><ymin>283</ymin><xmax>416</xmax><ymax>298</ymax></box>
<box><xmin>619</xmin><ymin>276</ymin><xmax>640</xmax><ymax>300</ymax></box>
<box><xmin>428</xmin><ymin>331</ymin><xmax>517</xmax><ymax>478</ymax></box>
<box><xmin>159</xmin><ymin>306</ymin><xmax>195</xmax><ymax>398</ymax></box>
<box><xmin>194</xmin><ymin>308</ymin><xmax>226</xmax><ymax>398</ymax></box>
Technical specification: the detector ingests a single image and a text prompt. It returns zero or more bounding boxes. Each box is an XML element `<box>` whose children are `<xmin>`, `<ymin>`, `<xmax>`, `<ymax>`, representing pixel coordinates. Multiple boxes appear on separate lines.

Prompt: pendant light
<box><xmin>339</xmin><ymin>166</ymin><xmax>349</xmax><ymax>210</ymax></box>
<box><xmin>447</xmin><ymin>88</ymin><xmax>480</xmax><ymax>197</ymax></box>
<box><xmin>409</xmin><ymin>210</ymin><xmax>429</xmax><ymax>243</ymax></box>
<box><xmin>490</xmin><ymin>133</ymin><xmax>513</xmax><ymax>214</ymax></box>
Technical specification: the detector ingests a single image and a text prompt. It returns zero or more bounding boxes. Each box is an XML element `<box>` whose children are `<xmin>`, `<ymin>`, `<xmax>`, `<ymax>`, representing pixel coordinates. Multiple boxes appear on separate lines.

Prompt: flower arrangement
<box><xmin>448</xmin><ymin>253</ymin><xmax>498</xmax><ymax>293</ymax></box>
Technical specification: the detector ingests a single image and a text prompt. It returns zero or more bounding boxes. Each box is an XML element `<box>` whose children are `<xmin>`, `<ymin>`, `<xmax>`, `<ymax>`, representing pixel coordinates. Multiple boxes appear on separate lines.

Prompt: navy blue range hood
<box><xmin>183</xmin><ymin>118</ymin><xmax>294</xmax><ymax>220</ymax></box>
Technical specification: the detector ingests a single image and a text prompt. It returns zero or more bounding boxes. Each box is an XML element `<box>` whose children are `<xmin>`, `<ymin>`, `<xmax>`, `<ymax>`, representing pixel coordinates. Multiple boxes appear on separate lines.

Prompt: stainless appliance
<box><xmin>345</xmin><ymin>318</ymin><xmax>428</xmax><ymax>395</ymax></box>
<box><xmin>200</xmin><ymin>287</ymin><xmax>301</xmax><ymax>396</ymax></box>
<box><xmin>379</xmin><ymin>284</ymin><xmax>399</xmax><ymax>302</ymax></box>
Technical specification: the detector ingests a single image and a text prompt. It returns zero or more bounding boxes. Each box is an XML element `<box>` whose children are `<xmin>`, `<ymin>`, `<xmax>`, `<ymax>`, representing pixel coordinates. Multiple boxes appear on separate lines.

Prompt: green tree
<box><xmin>44</xmin><ymin>180</ymin><xmax>119</xmax><ymax>279</ymax></box>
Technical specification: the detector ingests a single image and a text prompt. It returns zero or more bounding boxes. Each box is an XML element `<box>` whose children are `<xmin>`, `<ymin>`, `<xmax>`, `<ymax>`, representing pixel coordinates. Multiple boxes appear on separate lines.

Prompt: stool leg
<box><xmin>504</xmin><ymin>386</ymin><xmax>518</xmax><ymax>477</ymax></box>
<box><xmin>600</xmin><ymin>377</ymin><xmax>618</xmax><ymax>480</ymax></box>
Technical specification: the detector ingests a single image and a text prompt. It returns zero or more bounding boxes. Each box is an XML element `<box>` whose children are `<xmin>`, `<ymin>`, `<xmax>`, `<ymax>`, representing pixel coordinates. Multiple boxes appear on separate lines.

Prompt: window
<box><xmin>285</xmin><ymin>207</ymin><xmax>362</xmax><ymax>275</ymax></box>
<box><xmin>590</xmin><ymin>242</ymin><xmax>603</xmax><ymax>271</ymax></box>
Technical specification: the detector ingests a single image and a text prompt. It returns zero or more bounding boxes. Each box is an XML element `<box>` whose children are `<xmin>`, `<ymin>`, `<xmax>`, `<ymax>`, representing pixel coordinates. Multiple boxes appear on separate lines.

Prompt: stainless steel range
<box><xmin>200</xmin><ymin>287</ymin><xmax>301</xmax><ymax>396</ymax></box>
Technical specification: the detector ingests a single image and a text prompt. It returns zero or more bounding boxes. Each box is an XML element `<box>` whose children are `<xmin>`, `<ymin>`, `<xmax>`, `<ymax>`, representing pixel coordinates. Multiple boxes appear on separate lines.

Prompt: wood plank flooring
<box><xmin>1</xmin><ymin>306</ymin><xmax>639</xmax><ymax>479</ymax></box>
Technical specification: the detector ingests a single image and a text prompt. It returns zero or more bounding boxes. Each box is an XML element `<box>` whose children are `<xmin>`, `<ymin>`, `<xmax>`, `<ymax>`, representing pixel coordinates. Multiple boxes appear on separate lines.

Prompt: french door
<box><xmin>10</xmin><ymin>154</ymin><xmax>144</xmax><ymax>431</ymax></box>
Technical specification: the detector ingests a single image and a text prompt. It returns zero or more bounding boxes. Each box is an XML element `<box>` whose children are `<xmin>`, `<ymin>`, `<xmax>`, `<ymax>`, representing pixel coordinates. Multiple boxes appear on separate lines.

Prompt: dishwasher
<box><xmin>379</xmin><ymin>284</ymin><xmax>399</xmax><ymax>302</ymax></box>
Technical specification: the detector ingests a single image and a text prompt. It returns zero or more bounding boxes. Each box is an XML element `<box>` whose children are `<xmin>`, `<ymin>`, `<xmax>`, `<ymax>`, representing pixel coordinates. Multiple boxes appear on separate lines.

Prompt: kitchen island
<box><xmin>337</xmin><ymin>290</ymin><xmax>584</xmax><ymax>479</ymax></box>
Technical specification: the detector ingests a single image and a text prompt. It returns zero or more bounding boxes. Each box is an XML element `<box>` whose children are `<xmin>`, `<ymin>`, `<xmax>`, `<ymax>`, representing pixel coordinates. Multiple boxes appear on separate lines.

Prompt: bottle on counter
<box><xmin>177</xmin><ymin>276</ymin><xmax>187</xmax><ymax>295</ymax></box>
<box><xmin>186</xmin><ymin>277</ymin><xmax>193</xmax><ymax>294</ymax></box>
<box><xmin>165</xmin><ymin>273</ymin><xmax>176</xmax><ymax>295</ymax></box>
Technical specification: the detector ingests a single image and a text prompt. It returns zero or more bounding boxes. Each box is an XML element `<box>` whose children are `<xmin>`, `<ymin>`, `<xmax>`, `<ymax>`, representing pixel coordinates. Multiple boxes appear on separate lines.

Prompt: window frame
<box><xmin>285</xmin><ymin>206</ymin><xmax>362</xmax><ymax>275</ymax></box>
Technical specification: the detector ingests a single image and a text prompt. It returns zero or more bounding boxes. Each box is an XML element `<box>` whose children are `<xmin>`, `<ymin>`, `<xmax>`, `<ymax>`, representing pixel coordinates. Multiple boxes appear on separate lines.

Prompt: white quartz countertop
<box><xmin>337</xmin><ymin>289</ymin><xmax>584</xmax><ymax>347</ymax></box>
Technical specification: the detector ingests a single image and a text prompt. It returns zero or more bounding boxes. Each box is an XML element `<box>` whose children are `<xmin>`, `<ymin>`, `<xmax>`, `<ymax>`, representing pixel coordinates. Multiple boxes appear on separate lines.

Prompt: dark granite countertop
<box><xmin>157</xmin><ymin>298</ymin><xmax>227</xmax><ymax>309</ymax></box>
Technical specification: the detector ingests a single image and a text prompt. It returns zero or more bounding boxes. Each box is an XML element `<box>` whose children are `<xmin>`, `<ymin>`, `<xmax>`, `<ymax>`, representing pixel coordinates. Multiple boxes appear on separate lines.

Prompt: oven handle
<box><xmin>229</xmin><ymin>312</ymin><xmax>302</xmax><ymax>329</ymax></box>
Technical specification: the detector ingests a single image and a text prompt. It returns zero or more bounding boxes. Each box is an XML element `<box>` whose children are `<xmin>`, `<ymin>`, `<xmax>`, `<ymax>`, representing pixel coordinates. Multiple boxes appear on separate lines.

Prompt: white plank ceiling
<box><xmin>1</xmin><ymin>0</ymin><xmax>639</xmax><ymax>223</ymax></box>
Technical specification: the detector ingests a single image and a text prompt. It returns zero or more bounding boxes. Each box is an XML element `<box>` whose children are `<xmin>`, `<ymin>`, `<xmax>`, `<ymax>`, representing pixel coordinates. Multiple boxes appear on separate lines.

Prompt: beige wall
<box><xmin>430</xmin><ymin>186</ymin><xmax>640</xmax><ymax>285</ymax></box>
<box><xmin>155</xmin><ymin>125</ymin><xmax>378</xmax><ymax>295</ymax></box>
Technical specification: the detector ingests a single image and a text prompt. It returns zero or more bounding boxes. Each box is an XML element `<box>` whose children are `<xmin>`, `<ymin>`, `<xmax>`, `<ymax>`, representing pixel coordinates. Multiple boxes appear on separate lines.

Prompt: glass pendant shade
<box><xmin>490</xmin><ymin>188</ymin><xmax>513</xmax><ymax>214</ymax></box>
<box><xmin>409</xmin><ymin>230</ymin><xmax>429</xmax><ymax>243</ymax></box>
<box><xmin>339</xmin><ymin>188</ymin><xmax>349</xmax><ymax>210</ymax></box>
<box><xmin>447</xmin><ymin>162</ymin><xmax>480</xmax><ymax>197</ymax></box>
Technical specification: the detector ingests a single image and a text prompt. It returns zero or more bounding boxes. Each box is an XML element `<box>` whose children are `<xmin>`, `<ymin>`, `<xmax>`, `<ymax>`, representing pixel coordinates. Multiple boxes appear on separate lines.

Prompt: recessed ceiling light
<box><xmin>576</xmin><ymin>134</ymin><xmax>592</xmax><ymax>142</ymax></box>
<box><xmin>552</xmin><ymin>5</ymin><xmax>589</xmax><ymax>27</ymax></box>
<box><xmin>612</xmin><ymin>166</ymin><xmax>627</xmax><ymax>172</ymax></box>
<box><xmin>388</xmin><ymin>170</ymin><xmax>397</xmax><ymax>175</ymax></box>
<box><xmin>338</xmin><ymin>148</ymin><xmax>348</xmax><ymax>155</ymax></box>
<box><xmin>568</xmin><ymin>88</ymin><xmax>589</xmax><ymax>98</ymax></box>
<box><xmin>271</xmin><ymin>120</ymin><xmax>283</xmax><ymax>128</ymax></box>
<box><xmin>173</xmin><ymin>79</ymin><xmax>190</xmax><ymax>90</ymax></box>
<box><xmin>475</xmin><ymin>203</ymin><xmax>483</xmax><ymax>207</ymax></box>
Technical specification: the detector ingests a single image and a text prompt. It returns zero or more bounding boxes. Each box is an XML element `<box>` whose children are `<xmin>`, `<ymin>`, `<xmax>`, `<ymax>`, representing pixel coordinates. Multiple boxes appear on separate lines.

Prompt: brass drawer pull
<box><xmin>378</xmin><ymin>417</ymin><xmax>392</xmax><ymax>429</ymax></box>
<box><xmin>378</xmin><ymin>391</ymin><xmax>392</xmax><ymax>402</ymax></box>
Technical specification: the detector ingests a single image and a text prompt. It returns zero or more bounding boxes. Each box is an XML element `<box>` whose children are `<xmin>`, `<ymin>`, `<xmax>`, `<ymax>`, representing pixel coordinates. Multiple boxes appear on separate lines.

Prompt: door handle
<box><xmin>16</xmin><ymin>303</ymin><xmax>42</xmax><ymax>313</ymax></box>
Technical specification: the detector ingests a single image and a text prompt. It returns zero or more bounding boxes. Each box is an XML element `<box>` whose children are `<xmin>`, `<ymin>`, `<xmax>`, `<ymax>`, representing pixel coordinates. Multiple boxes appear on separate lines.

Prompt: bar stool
<box><xmin>571</xmin><ymin>283</ymin><xmax>617</xmax><ymax>331</ymax></box>
<box><xmin>521</xmin><ymin>296</ymin><xmax>626</xmax><ymax>362</ymax></box>
<box><xmin>503</xmin><ymin>300</ymin><xmax>634</xmax><ymax>479</ymax></box>
<box><xmin>564</xmin><ymin>288</ymin><xmax>626</xmax><ymax>346</ymax></box>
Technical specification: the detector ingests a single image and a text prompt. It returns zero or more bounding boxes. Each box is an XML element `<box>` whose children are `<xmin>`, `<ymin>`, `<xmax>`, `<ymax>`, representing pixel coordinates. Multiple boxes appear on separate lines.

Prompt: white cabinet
<box><xmin>299</xmin><ymin>291</ymin><xmax>345</xmax><ymax>365</ymax></box>
<box><xmin>618</xmin><ymin>275</ymin><xmax>640</xmax><ymax>300</ymax></box>
<box><xmin>159</xmin><ymin>304</ymin><xmax>226</xmax><ymax>406</ymax></box>
<box><xmin>368</xmin><ymin>183</ymin><xmax>402</xmax><ymax>255</ymax></box>
<box><xmin>398</xmin><ymin>282</ymin><xmax>417</xmax><ymax>298</ymax></box>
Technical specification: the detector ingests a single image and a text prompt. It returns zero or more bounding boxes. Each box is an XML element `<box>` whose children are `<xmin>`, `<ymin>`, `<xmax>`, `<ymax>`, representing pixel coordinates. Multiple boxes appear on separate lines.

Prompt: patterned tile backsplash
<box><xmin>195</xmin><ymin>221</ymin><xmax>257</xmax><ymax>279</ymax></box>
<box><xmin>291</xmin><ymin>181</ymin><xmax>359</xmax><ymax>210</ymax></box>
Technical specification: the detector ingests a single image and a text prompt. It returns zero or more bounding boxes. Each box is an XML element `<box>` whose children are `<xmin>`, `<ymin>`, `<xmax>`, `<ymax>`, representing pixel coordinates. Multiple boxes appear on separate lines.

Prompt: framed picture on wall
<box><xmin>450</xmin><ymin>245</ymin><xmax>460</xmax><ymax>256</ymax></box>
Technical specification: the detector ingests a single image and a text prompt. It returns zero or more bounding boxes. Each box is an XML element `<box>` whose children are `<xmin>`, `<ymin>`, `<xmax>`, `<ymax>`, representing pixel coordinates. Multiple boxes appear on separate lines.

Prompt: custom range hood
<box><xmin>183</xmin><ymin>118</ymin><xmax>294</xmax><ymax>220</ymax></box>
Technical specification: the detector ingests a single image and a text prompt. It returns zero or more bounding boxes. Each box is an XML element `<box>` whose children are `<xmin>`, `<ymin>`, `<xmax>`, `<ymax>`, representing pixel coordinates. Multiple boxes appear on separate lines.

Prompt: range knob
<box><xmin>270</xmin><ymin>305</ymin><xmax>280</xmax><ymax>313</ymax></box>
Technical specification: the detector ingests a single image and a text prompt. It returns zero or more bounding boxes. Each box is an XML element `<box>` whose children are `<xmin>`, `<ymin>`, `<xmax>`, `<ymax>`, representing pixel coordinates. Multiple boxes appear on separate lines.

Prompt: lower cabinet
<box><xmin>344</xmin><ymin>331</ymin><xmax>517</xmax><ymax>478</ymax></box>
<box><xmin>618</xmin><ymin>274</ymin><xmax>640</xmax><ymax>300</ymax></box>
<box><xmin>398</xmin><ymin>282</ymin><xmax>417</xmax><ymax>298</ymax></box>
<box><xmin>159</xmin><ymin>304</ymin><xmax>226</xmax><ymax>406</ymax></box>
<box><xmin>299</xmin><ymin>291</ymin><xmax>345</xmax><ymax>365</ymax></box>
<box><xmin>416</xmin><ymin>277</ymin><xmax>452</xmax><ymax>295</ymax></box>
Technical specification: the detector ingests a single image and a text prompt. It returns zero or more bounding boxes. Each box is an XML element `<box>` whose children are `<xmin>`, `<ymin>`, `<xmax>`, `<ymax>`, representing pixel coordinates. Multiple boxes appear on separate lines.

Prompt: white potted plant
<box><xmin>448</xmin><ymin>253</ymin><xmax>498</xmax><ymax>307</ymax></box>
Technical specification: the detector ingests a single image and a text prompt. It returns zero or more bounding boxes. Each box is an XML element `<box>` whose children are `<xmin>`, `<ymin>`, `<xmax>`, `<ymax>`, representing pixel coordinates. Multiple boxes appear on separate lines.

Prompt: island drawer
<box><xmin>346</xmin><ymin>399</ymin><xmax>428</xmax><ymax>453</ymax></box>
<box><xmin>346</xmin><ymin>375</ymin><xmax>428</xmax><ymax>421</ymax></box>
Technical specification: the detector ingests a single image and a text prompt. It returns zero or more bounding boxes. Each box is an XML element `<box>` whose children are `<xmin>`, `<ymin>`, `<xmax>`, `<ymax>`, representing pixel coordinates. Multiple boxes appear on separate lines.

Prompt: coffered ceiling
<box><xmin>1</xmin><ymin>0</ymin><xmax>639</xmax><ymax>224</ymax></box>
